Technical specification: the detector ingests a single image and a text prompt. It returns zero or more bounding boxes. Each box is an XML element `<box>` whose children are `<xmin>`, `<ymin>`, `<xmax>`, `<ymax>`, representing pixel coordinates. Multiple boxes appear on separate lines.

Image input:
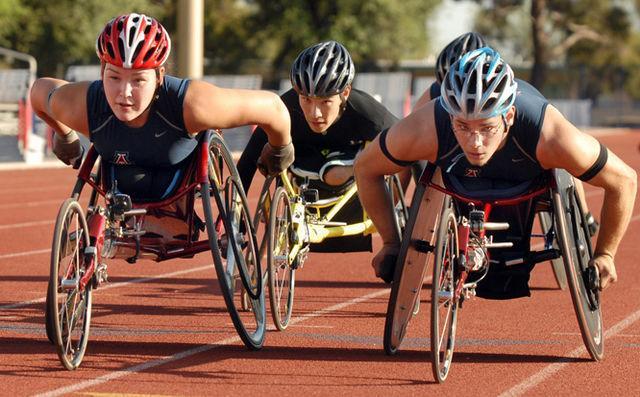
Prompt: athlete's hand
<box><xmin>591</xmin><ymin>253</ymin><xmax>617</xmax><ymax>290</ymax></box>
<box><xmin>53</xmin><ymin>130</ymin><xmax>82</xmax><ymax>166</ymax></box>
<box><xmin>257</xmin><ymin>142</ymin><xmax>294</xmax><ymax>176</ymax></box>
<box><xmin>372</xmin><ymin>243</ymin><xmax>400</xmax><ymax>283</ymax></box>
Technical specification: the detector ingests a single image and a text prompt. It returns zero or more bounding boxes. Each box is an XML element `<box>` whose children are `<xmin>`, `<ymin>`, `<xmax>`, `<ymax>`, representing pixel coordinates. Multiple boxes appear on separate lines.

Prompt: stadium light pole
<box><xmin>177</xmin><ymin>0</ymin><xmax>204</xmax><ymax>79</ymax></box>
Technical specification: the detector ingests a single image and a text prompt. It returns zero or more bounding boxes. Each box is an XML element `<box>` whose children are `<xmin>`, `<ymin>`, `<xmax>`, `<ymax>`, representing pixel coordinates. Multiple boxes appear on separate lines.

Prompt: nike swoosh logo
<box><xmin>512</xmin><ymin>158</ymin><xmax>525</xmax><ymax>163</ymax></box>
<box><xmin>155</xmin><ymin>130</ymin><xmax>168</xmax><ymax>138</ymax></box>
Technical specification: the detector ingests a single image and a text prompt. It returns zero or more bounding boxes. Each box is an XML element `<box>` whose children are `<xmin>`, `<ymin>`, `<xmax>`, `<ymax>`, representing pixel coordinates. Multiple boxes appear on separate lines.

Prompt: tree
<box><xmin>0</xmin><ymin>0</ymin><xmax>170</xmax><ymax>76</ymax></box>
<box><xmin>203</xmin><ymin>0</ymin><xmax>441</xmax><ymax>84</ymax></box>
<box><xmin>469</xmin><ymin>0</ymin><xmax>634</xmax><ymax>97</ymax></box>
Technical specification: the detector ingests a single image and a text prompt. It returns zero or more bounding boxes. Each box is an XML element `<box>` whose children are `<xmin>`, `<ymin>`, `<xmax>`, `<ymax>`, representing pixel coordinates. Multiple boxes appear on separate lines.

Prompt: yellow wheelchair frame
<box><xmin>254</xmin><ymin>170</ymin><xmax>407</xmax><ymax>331</ymax></box>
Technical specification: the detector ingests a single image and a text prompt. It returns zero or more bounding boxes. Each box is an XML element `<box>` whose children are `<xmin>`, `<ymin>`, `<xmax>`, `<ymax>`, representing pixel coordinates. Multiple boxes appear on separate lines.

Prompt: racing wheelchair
<box><xmin>253</xmin><ymin>169</ymin><xmax>408</xmax><ymax>331</ymax></box>
<box><xmin>44</xmin><ymin>129</ymin><xmax>266</xmax><ymax>370</ymax></box>
<box><xmin>384</xmin><ymin>163</ymin><xmax>603</xmax><ymax>383</ymax></box>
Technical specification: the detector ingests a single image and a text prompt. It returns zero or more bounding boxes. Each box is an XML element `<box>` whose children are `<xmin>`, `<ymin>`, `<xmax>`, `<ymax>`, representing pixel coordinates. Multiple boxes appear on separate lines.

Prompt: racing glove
<box><xmin>257</xmin><ymin>141</ymin><xmax>294</xmax><ymax>176</ymax></box>
<box><xmin>53</xmin><ymin>130</ymin><xmax>82</xmax><ymax>165</ymax></box>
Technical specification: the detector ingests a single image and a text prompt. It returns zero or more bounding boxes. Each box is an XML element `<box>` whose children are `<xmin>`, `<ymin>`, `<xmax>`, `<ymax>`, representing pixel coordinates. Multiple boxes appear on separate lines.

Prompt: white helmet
<box><xmin>440</xmin><ymin>47</ymin><xmax>518</xmax><ymax>120</ymax></box>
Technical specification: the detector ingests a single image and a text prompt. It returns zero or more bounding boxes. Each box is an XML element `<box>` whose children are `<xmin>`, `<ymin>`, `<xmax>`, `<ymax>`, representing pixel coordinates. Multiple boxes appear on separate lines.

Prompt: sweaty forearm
<box><xmin>594</xmin><ymin>181</ymin><xmax>637</xmax><ymax>258</ymax></box>
<box><xmin>355</xmin><ymin>170</ymin><xmax>400</xmax><ymax>246</ymax></box>
<box><xmin>260</xmin><ymin>95</ymin><xmax>291</xmax><ymax>147</ymax></box>
<box><xmin>237</xmin><ymin>129</ymin><xmax>268</xmax><ymax>192</ymax></box>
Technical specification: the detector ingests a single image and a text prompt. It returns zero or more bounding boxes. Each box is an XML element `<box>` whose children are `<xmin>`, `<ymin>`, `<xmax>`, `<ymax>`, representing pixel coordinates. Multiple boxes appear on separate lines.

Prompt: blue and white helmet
<box><xmin>440</xmin><ymin>47</ymin><xmax>518</xmax><ymax>120</ymax></box>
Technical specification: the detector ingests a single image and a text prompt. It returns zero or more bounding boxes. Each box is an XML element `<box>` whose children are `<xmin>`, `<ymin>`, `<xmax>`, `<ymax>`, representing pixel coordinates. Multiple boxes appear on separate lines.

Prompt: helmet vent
<box><xmin>117</xmin><ymin>39</ymin><xmax>125</xmax><ymax>60</ymax></box>
<box><xmin>128</xmin><ymin>27</ymin><xmax>136</xmax><ymax>46</ymax></box>
<box><xmin>106</xmin><ymin>42</ymin><xmax>115</xmax><ymax>59</ymax></box>
<box><xmin>133</xmin><ymin>42</ymin><xmax>144</xmax><ymax>63</ymax></box>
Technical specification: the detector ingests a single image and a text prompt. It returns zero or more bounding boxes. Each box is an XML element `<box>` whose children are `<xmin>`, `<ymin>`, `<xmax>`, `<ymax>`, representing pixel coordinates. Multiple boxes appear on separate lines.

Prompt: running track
<box><xmin>1</xmin><ymin>129</ymin><xmax>639</xmax><ymax>396</ymax></box>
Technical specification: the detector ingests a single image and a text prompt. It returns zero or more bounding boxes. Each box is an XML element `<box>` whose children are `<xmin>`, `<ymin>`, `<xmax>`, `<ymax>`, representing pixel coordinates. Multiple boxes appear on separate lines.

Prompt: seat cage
<box><xmin>74</xmin><ymin>130</ymin><xmax>218</xmax><ymax>262</ymax></box>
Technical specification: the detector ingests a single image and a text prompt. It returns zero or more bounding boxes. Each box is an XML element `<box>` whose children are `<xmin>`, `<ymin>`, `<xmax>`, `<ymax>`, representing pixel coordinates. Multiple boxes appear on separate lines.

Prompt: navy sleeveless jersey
<box><xmin>86</xmin><ymin>75</ymin><xmax>197</xmax><ymax>167</ymax></box>
<box><xmin>433</xmin><ymin>79</ymin><xmax>549</xmax><ymax>184</ymax></box>
<box><xmin>428</xmin><ymin>81</ymin><xmax>441</xmax><ymax>100</ymax></box>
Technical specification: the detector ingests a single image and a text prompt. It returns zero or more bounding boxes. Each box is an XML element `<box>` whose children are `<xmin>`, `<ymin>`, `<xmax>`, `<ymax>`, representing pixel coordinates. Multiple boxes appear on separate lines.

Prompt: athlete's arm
<box><xmin>182</xmin><ymin>80</ymin><xmax>291</xmax><ymax>146</ymax></box>
<box><xmin>355</xmin><ymin>99</ymin><xmax>439</xmax><ymax>246</ymax></box>
<box><xmin>537</xmin><ymin>105</ymin><xmax>637</xmax><ymax>289</ymax></box>
<box><xmin>30</xmin><ymin>78</ymin><xmax>90</xmax><ymax>136</ymax></box>
<box><xmin>237</xmin><ymin>127</ymin><xmax>269</xmax><ymax>192</ymax></box>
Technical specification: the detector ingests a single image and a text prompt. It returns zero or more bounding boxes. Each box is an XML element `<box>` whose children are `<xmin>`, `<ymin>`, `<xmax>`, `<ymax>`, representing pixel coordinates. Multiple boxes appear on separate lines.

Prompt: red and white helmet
<box><xmin>96</xmin><ymin>13</ymin><xmax>171</xmax><ymax>69</ymax></box>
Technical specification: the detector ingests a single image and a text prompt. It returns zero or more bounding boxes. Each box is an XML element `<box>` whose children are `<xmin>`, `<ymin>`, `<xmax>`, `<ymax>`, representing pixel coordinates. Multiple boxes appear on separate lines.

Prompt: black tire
<box><xmin>431</xmin><ymin>204</ymin><xmax>459</xmax><ymax>383</ymax></box>
<box><xmin>383</xmin><ymin>178</ymin><xmax>446</xmax><ymax>355</ymax></box>
<box><xmin>267</xmin><ymin>186</ymin><xmax>296</xmax><ymax>331</ymax></box>
<box><xmin>387</xmin><ymin>174</ymin><xmax>409</xmax><ymax>238</ymax></box>
<box><xmin>202</xmin><ymin>133</ymin><xmax>266</xmax><ymax>350</ymax></box>
<box><xmin>552</xmin><ymin>169</ymin><xmax>603</xmax><ymax>361</ymax></box>
<box><xmin>538</xmin><ymin>211</ymin><xmax>568</xmax><ymax>290</ymax></box>
<box><xmin>253</xmin><ymin>177</ymin><xmax>276</xmax><ymax>286</ymax></box>
<box><xmin>48</xmin><ymin>198</ymin><xmax>93</xmax><ymax>370</ymax></box>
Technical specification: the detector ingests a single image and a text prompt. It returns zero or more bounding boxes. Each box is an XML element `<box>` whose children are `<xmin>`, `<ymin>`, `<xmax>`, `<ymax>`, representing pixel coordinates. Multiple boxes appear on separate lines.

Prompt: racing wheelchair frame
<box><xmin>253</xmin><ymin>171</ymin><xmax>408</xmax><ymax>331</ymax></box>
<box><xmin>383</xmin><ymin>163</ymin><xmax>603</xmax><ymax>383</ymax></box>
<box><xmin>44</xmin><ymin>130</ymin><xmax>266</xmax><ymax>370</ymax></box>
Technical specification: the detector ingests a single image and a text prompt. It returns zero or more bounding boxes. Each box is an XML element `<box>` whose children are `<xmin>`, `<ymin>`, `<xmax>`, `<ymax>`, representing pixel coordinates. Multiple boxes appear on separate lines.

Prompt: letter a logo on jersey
<box><xmin>113</xmin><ymin>151</ymin><xmax>131</xmax><ymax>165</ymax></box>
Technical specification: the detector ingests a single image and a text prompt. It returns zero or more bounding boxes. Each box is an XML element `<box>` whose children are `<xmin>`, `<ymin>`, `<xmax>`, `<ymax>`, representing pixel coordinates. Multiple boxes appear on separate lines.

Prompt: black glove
<box><xmin>53</xmin><ymin>130</ymin><xmax>82</xmax><ymax>165</ymax></box>
<box><xmin>257</xmin><ymin>141</ymin><xmax>294</xmax><ymax>176</ymax></box>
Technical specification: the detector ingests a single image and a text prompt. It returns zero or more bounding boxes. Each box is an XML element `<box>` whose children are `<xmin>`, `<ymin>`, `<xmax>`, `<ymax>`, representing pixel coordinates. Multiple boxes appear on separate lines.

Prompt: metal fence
<box><xmin>0</xmin><ymin>69</ymin><xmax>31</xmax><ymax>103</ymax></box>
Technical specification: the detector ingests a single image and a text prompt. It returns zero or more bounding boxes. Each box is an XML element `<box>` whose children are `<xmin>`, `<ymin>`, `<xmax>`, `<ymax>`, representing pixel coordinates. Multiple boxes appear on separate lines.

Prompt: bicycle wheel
<box><xmin>552</xmin><ymin>169</ymin><xmax>603</xmax><ymax>361</ymax></box>
<box><xmin>431</xmin><ymin>204</ymin><xmax>459</xmax><ymax>383</ymax></box>
<box><xmin>46</xmin><ymin>164</ymin><xmax>104</xmax><ymax>345</ymax></box>
<box><xmin>267</xmin><ymin>186</ymin><xmax>296</xmax><ymax>331</ymax></box>
<box><xmin>538</xmin><ymin>211</ymin><xmax>567</xmax><ymax>290</ymax></box>
<box><xmin>202</xmin><ymin>133</ymin><xmax>266</xmax><ymax>350</ymax></box>
<box><xmin>384</xmin><ymin>169</ymin><xmax>446</xmax><ymax>355</ymax></box>
<box><xmin>48</xmin><ymin>198</ymin><xmax>93</xmax><ymax>370</ymax></box>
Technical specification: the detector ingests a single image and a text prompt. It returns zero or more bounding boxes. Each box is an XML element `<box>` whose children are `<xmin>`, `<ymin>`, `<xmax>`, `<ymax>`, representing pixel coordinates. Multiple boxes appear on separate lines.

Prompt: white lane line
<box><xmin>0</xmin><ymin>263</ymin><xmax>215</xmax><ymax>310</ymax></box>
<box><xmin>0</xmin><ymin>220</ymin><xmax>54</xmax><ymax>230</ymax></box>
<box><xmin>0</xmin><ymin>248</ymin><xmax>50</xmax><ymax>260</ymax></box>
<box><xmin>498</xmin><ymin>308</ymin><xmax>640</xmax><ymax>397</ymax></box>
<box><xmin>32</xmin><ymin>288</ymin><xmax>390</xmax><ymax>397</ymax></box>
<box><xmin>496</xmin><ymin>211</ymin><xmax>640</xmax><ymax>396</ymax></box>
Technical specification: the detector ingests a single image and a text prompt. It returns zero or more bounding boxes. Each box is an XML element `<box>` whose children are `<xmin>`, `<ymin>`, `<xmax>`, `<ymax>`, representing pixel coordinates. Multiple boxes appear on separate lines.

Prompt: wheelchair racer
<box><xmin>414</xmin><ymin>32</ymin><xmax>600</xmax><ymax>235</ymax></box>
<box><xmin>355</xmin><ymin>47</ymin><xmax>636</xmax><ymax>292</ymax></box>
<box><xmin>31</xmin><ymin>13</ymin><xmax>293</xmax><ymax>201</ymax></box>
<box><xmin>414</xmin><ymin>31</ymin><xmax>487</xmax><ymax>108</ymax></box>
<box><xmin>238</xmin><ymin>40</ymin><xmax>400</xmax><ymax>195</ymax></box>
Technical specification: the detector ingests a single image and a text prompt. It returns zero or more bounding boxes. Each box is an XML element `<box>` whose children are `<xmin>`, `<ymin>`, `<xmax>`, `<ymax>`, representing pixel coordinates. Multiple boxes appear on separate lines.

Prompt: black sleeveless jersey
<box><xmin>237</xmin><ymin>88</ymin><xmax>398</xmax><ymax>191</ymax></box>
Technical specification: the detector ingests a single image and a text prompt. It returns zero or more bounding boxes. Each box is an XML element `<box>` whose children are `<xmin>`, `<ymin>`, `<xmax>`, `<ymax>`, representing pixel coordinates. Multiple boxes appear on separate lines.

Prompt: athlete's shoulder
<box><xmin>347</xmin><ymin>88</ymin><xmax>398</xmax><ymax>127</ymax></box>
<box><xmin>280</xmin><ymin>88</ymin><xmax>299</xmax><ymax>107</ymax></box>
<box><xmin>515</xmin><ymin>79</ymin><xmax>547</xmax><ymax>102</ymax></box>
<box><xmin>161</xmin><ymin>75</ymin><xmax>190</xmax><ymax>94</ymax></box>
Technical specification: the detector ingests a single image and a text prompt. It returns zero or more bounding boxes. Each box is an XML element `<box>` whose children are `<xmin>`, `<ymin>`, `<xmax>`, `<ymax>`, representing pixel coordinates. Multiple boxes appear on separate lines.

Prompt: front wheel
<box><xmin>267</xmin><ymin>186</ymin><xmax>296</xmax><ymax>331</ymax></box>
<box><xmin>431</xmin><ymin>204</ymin><xmax>459</xmax><ymax>383</ymax></box>
<box><xmin>202</xmin><ymin>133</ymin><xmax>266</xmax><ymax>350</ymax></box>
<box><xmin>48</xmin><ymin>198</ymin><xmax>93</xmax><ymax>370</ymax></box>
<box><xmin>552</xmin><ymin>169</ymin><xmax>603</xmax><ymax>361</ymax></box>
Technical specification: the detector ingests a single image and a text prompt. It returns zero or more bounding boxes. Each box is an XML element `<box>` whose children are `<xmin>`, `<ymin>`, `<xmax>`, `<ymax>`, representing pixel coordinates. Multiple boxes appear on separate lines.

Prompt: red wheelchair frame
<box><xmin>45</xmin><ymin>130</ymin><xmax>266</xmax><ymax>370</ymax></box>
<box><xmin>384</xmin><ymin>163</ymin><xmax>603</xmax><ymax>383</ymax></box>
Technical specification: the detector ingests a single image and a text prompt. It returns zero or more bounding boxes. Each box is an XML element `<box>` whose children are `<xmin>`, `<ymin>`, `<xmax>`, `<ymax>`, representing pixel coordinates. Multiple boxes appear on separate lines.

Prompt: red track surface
<box><xmin>1</xmin><ymin>129</ymin><xmax>639</xmax><ymax>396</ymax></box>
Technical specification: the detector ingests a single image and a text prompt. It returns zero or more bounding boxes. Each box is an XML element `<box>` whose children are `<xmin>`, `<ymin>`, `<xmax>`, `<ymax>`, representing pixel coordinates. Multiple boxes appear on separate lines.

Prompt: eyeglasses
<box><xmin>451</xmin><ymin>116</ymin><xmax>506</xmax><ymax>139</ymax></box>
